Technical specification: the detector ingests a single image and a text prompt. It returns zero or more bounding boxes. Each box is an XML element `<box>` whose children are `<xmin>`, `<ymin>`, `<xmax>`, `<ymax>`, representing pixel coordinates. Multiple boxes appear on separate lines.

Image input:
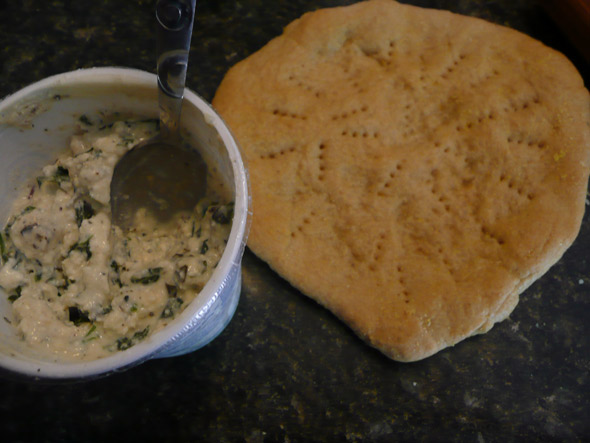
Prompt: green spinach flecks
<box><xmin>191</xmin><ymin>218</ymin><xmax>197</xmax><ymax>237</ymax></box>
<box><xmin>79</xmin><ymin>114</ymin><xmax>92</xmax><ymax>126</ymax></box>
<box><xmin>21</xmin><ymin>206</ymin><xmax>36</xmax><ymax>215</ymax></box>
<box><xmin>174</xmin><ymin>265</ymin><xmax>187</xmax><ymax>284</ymax></box>
<box><xmin>19</xmin><ymin>223</ymin><xmax>37</xmax><ymax>235</ymax></box>
<box><xmin>75</xmin><ymin>200</ymin><xmax>95</xmax><ymax>227</ymax></box>
<box><xmin>120</xmin><ymin>136</ymin><xmax>135</xmax><ymax>146</ymax></box>
<box><xmin>37</xmin><ymin>166</ymin><xmax>70</xmax><ymax>187</ymax></box>
<box><xmin>69</xmin><ymin>237</ymin><xmax>92</xmax><ymax>260</ymax></box>
<box><xmin>166</xmin><ymin>284</ymin><xmax>178</xmax><ymax>297</ymax></box>
<box><xmin>131</xmin><ymin>267</ymin><xmax>162</xmax><ymax>285</ymax></box>
<box><xmin>110</xmin><ymin>260</ymin><xmax>123</xmax><ymax>288</ymax></box>
<box><xmin>82</xmin><ymin>324</ymin><xmax>98</xmax><ymax>343</ymax></box>
<box><xmin>8</xmin><ymin>286</ymin><xmax>22</xmax><ymax>303</ymax></box>
<box><xmin>68</xmin><ymin>306</ymin><xmax>90</xmax><ymax>326</ymax></box>
<box><xmin>116</xmin><ymin>326</ymin><xmax>150</xmax><ymax>351</ymax></box>
<box><xmin>161</xmin><ymin>297</ymin><xmax>183</xmax><ymax>319</ymax></box>
<box><xmin>212</xmin><ymin>203</ymin><xmax>234</xmax><ymax>224</ymax></box>
<box><xmin>0</xmin><ymin>232</ymin><xmax>7</xmax><ymax>263</ymax></box>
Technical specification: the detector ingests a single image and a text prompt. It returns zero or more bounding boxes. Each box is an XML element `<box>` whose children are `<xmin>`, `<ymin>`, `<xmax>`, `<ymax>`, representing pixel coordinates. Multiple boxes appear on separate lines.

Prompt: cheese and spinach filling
<box><xmin>0</xmin><ymin>118</ymin><xmax>232</xmax><ymax>361</ymax></box>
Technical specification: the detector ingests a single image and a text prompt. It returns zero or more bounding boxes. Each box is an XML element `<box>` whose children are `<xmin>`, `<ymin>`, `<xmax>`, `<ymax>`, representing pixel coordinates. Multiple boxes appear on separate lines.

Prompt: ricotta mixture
<box><xmin>0</xmin><ymin>118</ymin><xmax>232</xmax><ymax>361</ymax></box>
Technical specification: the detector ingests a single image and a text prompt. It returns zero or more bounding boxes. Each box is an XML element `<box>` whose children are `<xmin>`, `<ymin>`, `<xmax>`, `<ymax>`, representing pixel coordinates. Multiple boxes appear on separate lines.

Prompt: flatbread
<box><xmin>212</xmin><ymin>0</ymin><xmax>590</xmax><ymax>361</ymax></box>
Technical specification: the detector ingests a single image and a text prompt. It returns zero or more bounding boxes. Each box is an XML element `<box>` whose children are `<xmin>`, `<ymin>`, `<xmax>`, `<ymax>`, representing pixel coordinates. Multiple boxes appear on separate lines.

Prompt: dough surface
<box><xmin>213</xmin><ymin>0</ymin><xmax>590</xmax><ymax>361</ymax></box>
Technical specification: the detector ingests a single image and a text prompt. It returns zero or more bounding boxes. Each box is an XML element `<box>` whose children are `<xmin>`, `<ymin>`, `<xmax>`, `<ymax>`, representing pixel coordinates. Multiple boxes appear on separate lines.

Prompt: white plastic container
<box><xmin>0</xmin><ymin>68</ymin><xmax>250</xmax><ymax>380</ymax></box>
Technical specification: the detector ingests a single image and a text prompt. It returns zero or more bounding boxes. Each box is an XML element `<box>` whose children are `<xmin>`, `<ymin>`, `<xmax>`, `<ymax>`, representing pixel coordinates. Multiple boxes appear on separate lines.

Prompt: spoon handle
<box><xmin>156</xmin><ymin>0</ymin><xmax>197</xmax><ymax>140</ymax></box>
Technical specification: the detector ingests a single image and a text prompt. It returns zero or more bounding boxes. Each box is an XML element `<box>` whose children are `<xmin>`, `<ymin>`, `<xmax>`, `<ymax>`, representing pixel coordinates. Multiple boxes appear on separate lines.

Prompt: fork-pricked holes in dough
<box><xmin>259</xmin><ymin>146</ymin><xmax>297</xmax><ymax>160</ymax></box>
<box><xmin>481</xmin><ymin>225</ymin><xmax>506</xmax><ymax>246</ymax></box>
<box><xmin>340</xmin><ymin>128</ymin><xmax>380</xmax><ymax>139</ymax></box>
<box><xmin>290</xmin><ymin>211</ymin><xmax>316</xmax><ymax>239</ymax></box>
<box><xmin>466</xmin><ymin>65</ymin><xmax>501</xmax><ymax>89</ymax></box>
<box><xmin>318</xmin><ymin>142</ymin><xmax>327</xmax><ymax>182</ymax></box>
<box><xmin>271</xmin><ymin>108</ymin><xmax>308</xmax><ymax>120</ymax></box>
<box><xmin>286</xmin><ymin>74</ymin><xmax>325</xmax><ymax>98</ymax></box>
<box><xmin>376</xmin><ymin>163</ymin><xmax>403</xmax><ymax>197</ymax></box>
<box><xmin>331</xmin><ymin>104</ymin><xmax>369</xmax><ymax>121</ymax></box>
<box><xmin>440</xmin><ymin>53</ymin><xmax>468</xmax><ymax>80</ymax></box>
<box><xmin>502</xmin><ymin>93</ymin><xmax>542</xmax><ymax>114</ymax></box>
<box><xmin>367</xmin><ymin>232</ymin><xmax>388</xmax><ymax>272</ymax></box>
<box><xmin>395</xmin><ymin>265</ymin><xmax>411</xmax><ymax>304</ymax></box>
<box><xmin>498</xmin><ymin>171</ymin><xmax>535</xmax><ymax>202</ymax></box>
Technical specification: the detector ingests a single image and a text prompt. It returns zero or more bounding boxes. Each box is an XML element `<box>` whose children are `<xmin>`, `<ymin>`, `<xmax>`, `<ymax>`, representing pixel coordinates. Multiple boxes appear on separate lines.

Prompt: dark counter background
<box><xmin>0</xmin><ymin>1</ymin><xmax>589</xmax><ymax>441</ymax></box>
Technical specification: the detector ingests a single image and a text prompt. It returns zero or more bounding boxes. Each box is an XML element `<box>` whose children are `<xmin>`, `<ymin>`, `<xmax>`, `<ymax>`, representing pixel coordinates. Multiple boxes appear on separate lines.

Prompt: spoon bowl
<box><xmin>110</xmin><ymin>136</ymin><xmax>207</xmax><ymax>229</ymax></box>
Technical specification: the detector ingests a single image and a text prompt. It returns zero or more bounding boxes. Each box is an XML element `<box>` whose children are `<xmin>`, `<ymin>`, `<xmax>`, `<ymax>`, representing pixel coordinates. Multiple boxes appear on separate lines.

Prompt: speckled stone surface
<box><xmin>0</xmin><ymin>1</ymin><xmax>589</xmax><ymax>441</ymax></box>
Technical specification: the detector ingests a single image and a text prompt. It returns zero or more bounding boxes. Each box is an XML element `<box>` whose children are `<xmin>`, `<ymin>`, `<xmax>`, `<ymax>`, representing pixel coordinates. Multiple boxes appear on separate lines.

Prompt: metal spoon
<box><xmin>110</xmin><ymin>0</ymin><xmax>206</xmax><ymax>230</ymax></box>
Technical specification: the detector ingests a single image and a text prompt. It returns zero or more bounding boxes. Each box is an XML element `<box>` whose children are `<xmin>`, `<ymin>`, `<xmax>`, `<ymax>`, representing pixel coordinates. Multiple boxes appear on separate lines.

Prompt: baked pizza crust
<box><xmin>213</xmin><ymin>0</ymin><xmax>590</xmax><ymax>361</ymax></box>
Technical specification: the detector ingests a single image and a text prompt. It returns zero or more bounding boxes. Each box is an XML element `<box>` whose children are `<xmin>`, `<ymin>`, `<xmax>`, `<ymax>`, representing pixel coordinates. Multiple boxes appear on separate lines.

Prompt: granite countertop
<box><xmin>0</xmin><ymin>1</ymin><xmax>588</xmax><ymax>441</ymax></box>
